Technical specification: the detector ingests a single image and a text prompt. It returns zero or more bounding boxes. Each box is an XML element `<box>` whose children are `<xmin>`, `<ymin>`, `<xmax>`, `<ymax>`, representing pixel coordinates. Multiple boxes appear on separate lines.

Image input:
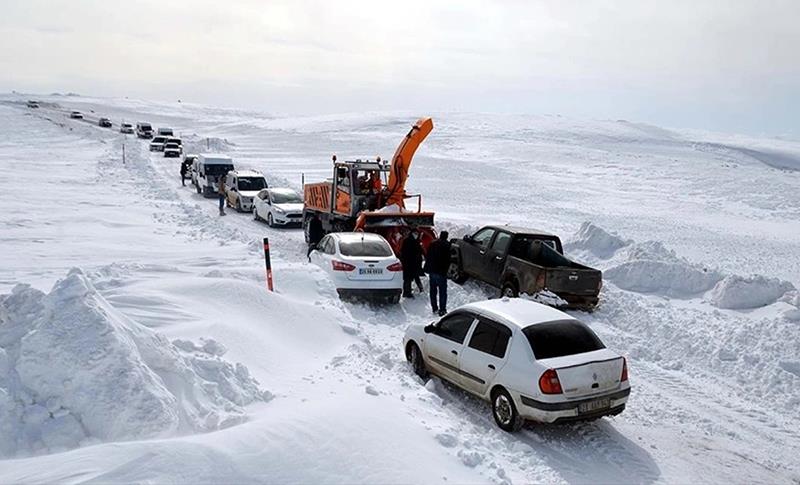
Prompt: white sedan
<box><xmin>253</xmin><ymin>188</ymin><xmax>304</xmax><ymax>227</ymax></box>
<box><xmin>310</xmin><ymin>232</ymin><xmax>403</xmax><ymax>303</ymax></box>
<box><xmin>403</xmin><ymin>298</ymin><xmax>630</xmax><ymax>431</ymax></box>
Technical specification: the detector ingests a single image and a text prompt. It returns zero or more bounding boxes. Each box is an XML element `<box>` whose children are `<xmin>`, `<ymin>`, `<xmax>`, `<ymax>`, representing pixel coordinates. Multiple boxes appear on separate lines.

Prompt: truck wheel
<box><xmin>501</xmin><ymin>281</ymin><xmax>519</xmax><ymax>298</ymax></box>
<box><xmin>447</xmin><ymin>261</ymin><xmax>468</xmax><ymax>284</ymax></box>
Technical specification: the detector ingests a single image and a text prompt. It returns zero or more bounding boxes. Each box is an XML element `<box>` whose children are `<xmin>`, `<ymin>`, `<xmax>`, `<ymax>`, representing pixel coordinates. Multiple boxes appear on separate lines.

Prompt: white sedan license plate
<box><xmin>578</xmin><ymin>397</ymin><xmax>610</xmax><ymax>414</ymax></box>
<box><xmin>359</xmin><ymin>268</ymin><xmax>383</xmax><ymax>275</ymax></box>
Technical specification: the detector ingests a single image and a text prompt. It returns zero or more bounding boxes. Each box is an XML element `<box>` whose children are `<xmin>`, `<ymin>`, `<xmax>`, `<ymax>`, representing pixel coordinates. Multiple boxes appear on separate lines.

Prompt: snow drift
<box><xmin>564</xmin><ymin>221</ymin><xmax>631</xmax><ymax>259</ymax></box>
<box><xmin>0</xmin><ymin>269</ymin><xmax>268</xmax><ymax>457</ymax></box>
<box><xmin>709</xmin><ymin>275</ymin><xmax>795</xmax><ymax>310</ymax></box>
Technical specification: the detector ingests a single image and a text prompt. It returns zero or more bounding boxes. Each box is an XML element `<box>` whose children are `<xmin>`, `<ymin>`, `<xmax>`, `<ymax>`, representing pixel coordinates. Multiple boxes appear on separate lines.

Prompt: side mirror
<box><xmin>463</xmin><ymin>235</ymin><xmax>473</xmax><ymax>243</ymax></box>
<box><xmin>424</xmin><ymin>323</ymin><xmax>436</xmax><ymax>334</ymax></box>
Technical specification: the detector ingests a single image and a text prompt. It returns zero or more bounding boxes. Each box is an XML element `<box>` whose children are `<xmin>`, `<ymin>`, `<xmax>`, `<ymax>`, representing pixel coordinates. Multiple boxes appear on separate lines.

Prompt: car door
<box><xmin>254</xmin><ymin>189</ymin><xmax>268</xmax><ymax>218</ymax></box>
<box><xmin>482</xmin><ymin>231</ymin><xmax>513</xmax><ymax>283</ymax></box>
<box><xmin>459</xmin><ymin>317</ymin><xmax>513</xmax><ymax>396</ymax></box>
<box><xmin>460</xmin><ymin>228</ymin><xmax>496</xmax><ymax>280</ymax></box>
<box><xmin>310</xmin><ymin>235</ymin><xmax>332</xmax><ymax>268</ymax></box>
<box><xmin>423</xmin><ymin>312</ymin><xmax>477</xmax><ymax>386</ymax></box>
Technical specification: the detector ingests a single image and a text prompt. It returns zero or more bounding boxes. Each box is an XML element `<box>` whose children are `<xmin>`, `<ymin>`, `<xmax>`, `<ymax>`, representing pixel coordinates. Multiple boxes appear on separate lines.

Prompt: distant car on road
<box><xmin>253</xmin><ymin>188</ymin><xmax>304</xmax><ymax>227</ymax></box>
<box><xmin>403</xmin><ymin>298</ymin><xmax>630</xmax><ymax>431</ymax></box>
<box><xmin>69</xmin><ymin>111</ymin><xmax>83</xmax><ymax>119</ymax></box>
<box><xmin>182</xmin><ymin>155</ymin><xmax>198</xmax><ymax>181</ymax></box>
<box><xmin>149</xmin><ymin>136</ymin><xmax>168</xmax><ymax>152</ymax></box>
<box><xmin>27</xmin><ymin>100</ymin><xmax>39</xmax><ymax>108</ymax></box>
<box><xmin>136</xmin><ymin>122</ymin><xmax>153</xmax><ymax>139</ymax></box>
<box><xmin>157</xmin><ymin>127</ymin><xmax>174</xmax><ymax>137</ymax></box>
<box><xmin>224</xmin><ymin>169</ymin><xmax>268</xmax><ymax>212</ymax></box>
<box><xmin>165</xmin><ymin>137</ymin><xmax>182</xmax><ymax>153</ymax></box>
<box><xmin>310</xmin><ymin>232</ymin><xmax>403</xmax><ymax>303</ymax></box>
<box><xmin>98</xmin><ymin>117</ymin><xmax>112</xmax><ymax>128</ymax></box>
<box><xmin>120</xmin><ymin>123</ymin><xmax>134</xmax><ymax>134</ymax></box>
<box><xmin>163</xmin><ymin>142</ymin><xmax>181</xmax><ymax>158</ymax></box>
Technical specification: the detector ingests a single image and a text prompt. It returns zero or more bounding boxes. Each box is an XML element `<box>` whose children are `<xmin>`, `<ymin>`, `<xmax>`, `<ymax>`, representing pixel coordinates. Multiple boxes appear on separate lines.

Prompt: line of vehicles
<box><xmin>53</xmin><ymin>103</ymin><xmax>628</xmax><ymax>431</ymax></box>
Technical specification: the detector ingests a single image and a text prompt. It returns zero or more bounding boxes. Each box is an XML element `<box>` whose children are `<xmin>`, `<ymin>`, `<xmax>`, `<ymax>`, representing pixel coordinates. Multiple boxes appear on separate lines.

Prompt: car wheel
<box><xmin>196</xmin><ymin>184</ymin><xmax>201</xmax><ymax>194</ymax></box>
<box><xmin>492</xmin><ymin>388</ymin><xmax>524</xmax><ymax>432</ymax></box>
<box><xmin>407</xmin><ymin>343</ymin><xmax>428</xmax><ymax>379</ymax></box>
<box><xmin>236</xmin><ymin>199</ymin><xmax>243</xmax><ymax>213</ymax></box>
<box><xmin>501</xmin><ymin>281</ymin><xmax>519</xmax><ymax>298</ymax></box>
<box><xmin>267</xmin><ymin>213</ymin><xmax>275</xmax><ymax>228</ymax></box>
<box><xmin>253</xmin><ymin>208</ymin><xmax>260</xmax><ymax>221</ymax></box>
<box><xmin>447</xmin><ymin>261</ymin><xmax>468</xmax><ymax>284</ymax></box>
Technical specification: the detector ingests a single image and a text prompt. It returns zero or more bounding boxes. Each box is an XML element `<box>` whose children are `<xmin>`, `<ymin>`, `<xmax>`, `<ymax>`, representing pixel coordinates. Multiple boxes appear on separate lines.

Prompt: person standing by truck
<box><xmin>217</xmin><ymin>175</ymin><xmax>226</xmax><ymax>216</ymax></box>
<box><xmin>400</xmin><ymin>230</ymin><xmax>423</xmax><ymax>298</ymax></box>
<box><xmin>307</xmin><ymin>214</ymin><xmax>324</xmax><ymax>260</ymax></box>
<box><xmin>425</xmin><ymin>231</ymin><xmax>451</xmax><ymax>316</ymax></box>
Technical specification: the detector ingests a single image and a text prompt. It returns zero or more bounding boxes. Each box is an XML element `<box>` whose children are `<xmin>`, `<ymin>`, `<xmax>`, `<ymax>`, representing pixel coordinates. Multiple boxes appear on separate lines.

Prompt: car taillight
<box><xmin>331</xmin><ymin>260</ymin><xmax>356</xmax><ymax>272</ymax></box>
<box><xmin>387</xmin><ymin>262</ymin><xmax>403</xmax><ymax>272</ymax></box>
<box><xmin>538</xmin><ymin>369</ymin><xmax>563</xmax><ymax>394</ymax></box>
<box><xmin>620</xmin><ymin>357</ymin><xmax>628</xmax><ymax>382</ymax></box>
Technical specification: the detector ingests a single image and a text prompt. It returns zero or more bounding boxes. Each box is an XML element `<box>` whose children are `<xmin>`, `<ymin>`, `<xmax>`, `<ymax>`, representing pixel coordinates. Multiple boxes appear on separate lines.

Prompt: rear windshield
<box><xmin>339</xmin><ymin>238</ymin><xmax>393</xmax><ymax>257</ymax></box>
<box><xmin>237</xmin><ymin>177</ymin><xmax>267</xmax><ymax>191</ymax></box>
<box><xmin>205</xmin><ymin>164</ymin><xmax>234</xmax><ymax>175</ymax></box>
<box><xmin>523</xmin><ymin>320</ymin><xmax>605</xmax><ymax>360</ymax></box>
<box><xmin>140</xmin><ymin>124</ymin><xmax>152</xmax><ymax>129</ymax></box>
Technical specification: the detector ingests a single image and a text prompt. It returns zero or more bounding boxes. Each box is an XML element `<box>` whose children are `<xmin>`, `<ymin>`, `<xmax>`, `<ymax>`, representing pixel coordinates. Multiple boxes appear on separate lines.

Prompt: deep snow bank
<box><xmin>0</xmin><ymin>269</ymin><xmax>268</xmax><ymax>457</ymax></box>
<box><xmin>710</xmin><ymin>275</ymin><xmax>796</xmax><ymax>310</ymax></box>
<box><xmin>563</xmin><ymin>222</ymin><xmax>631</xmax><ymax>259</ymax></box>
<box><xmin>604</xmin><ymin>241</ymin><xmax>722</xmax><ymax>297</ymax></box>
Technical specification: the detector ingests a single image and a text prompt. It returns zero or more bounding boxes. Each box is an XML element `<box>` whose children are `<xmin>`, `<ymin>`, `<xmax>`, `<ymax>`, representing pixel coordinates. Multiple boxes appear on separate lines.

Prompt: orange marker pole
<box><xmin>263</xmin><ymin>237</ymin><xmax>274</xmax><ymax>291</ymax></box>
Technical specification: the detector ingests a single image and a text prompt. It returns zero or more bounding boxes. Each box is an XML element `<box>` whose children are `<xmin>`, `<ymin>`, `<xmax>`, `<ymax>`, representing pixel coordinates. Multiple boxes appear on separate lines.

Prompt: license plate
<box><xmin>578</xmin><ymin>397</ymin><xmax>610</xmax><ymax>414</ymax></box>
<box><xmin>359</xmin><ymin>268</ymin><xmax>383</xmax><ymax>275</ymax></box>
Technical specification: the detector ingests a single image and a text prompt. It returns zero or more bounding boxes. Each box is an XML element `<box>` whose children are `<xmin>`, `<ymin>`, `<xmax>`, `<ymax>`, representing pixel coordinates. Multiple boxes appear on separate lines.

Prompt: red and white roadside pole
<box><xmin>263</xmin><ymin>237</ymin><xmax>274</xmax><ymax>291</ymax></box>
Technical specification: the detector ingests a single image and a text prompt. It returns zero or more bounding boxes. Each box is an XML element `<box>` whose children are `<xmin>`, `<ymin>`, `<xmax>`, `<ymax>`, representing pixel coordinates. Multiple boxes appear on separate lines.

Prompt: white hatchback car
<box><xmin>253</xmin><ymin>188</ymin><xmax>304</xmax><ymax>227</ymax></box>
<box><xmin>310</xmin><ymin>232</ymin><xmax>403</xmax><ymax>303</ymax></box>
<box><xmin>403</xmin><ymin>298</ymin><xmax>630</xmax><ymax>431</ymax></box>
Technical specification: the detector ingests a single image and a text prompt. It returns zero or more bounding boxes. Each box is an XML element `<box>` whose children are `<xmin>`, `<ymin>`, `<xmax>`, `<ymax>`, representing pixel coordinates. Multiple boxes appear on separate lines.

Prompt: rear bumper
<box><xmin>164</xmin><ymin>151</ymin><xmax>180</xmax><ymax>158</ymax></box>
<box><xmin>337</xmin><ymin>288</ymin><xmax>401</xmax><ymax>301</ymax></box>
<box><xmin>517</xmin><ymin>387</ymin><xmax>630</xmax><ymax>423</ymax></box>
<box><xmin>554</xmin><ymin>293</ymin><xmax>600</xmax><ymax>311</ymax></box>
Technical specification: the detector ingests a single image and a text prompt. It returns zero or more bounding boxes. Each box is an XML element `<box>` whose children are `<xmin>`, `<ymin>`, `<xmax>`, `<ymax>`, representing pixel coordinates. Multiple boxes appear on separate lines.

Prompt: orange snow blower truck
<box><xmin>303</xmin><ymin>117</ymin><xmax>437</xmax><ymax>255</ymax></box>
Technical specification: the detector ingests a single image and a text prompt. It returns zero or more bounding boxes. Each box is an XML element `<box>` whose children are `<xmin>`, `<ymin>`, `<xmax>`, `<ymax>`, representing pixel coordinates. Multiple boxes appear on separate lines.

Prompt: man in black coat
<box><xmin>425</xmin><ymin>231</ymin><xmax>451</xmax><ymax>316</ymax></box>
<box><xmin>307</xmin><ymin>215</ymin><xmax>324</xmax><ymax>260</ymax></box>
<box><xmin>400</xmin><ymin>230</ymin><xmax>423</xmax><ymax>298</ymax></box>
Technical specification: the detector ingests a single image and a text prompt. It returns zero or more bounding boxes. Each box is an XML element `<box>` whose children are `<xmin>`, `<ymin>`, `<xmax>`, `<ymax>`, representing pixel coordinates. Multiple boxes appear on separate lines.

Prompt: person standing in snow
<box><xmin>217</xmin><ymin>175</ymin><xmax>227</xmax><ymax>216</ymax></box>
<box><xmin>400</xmin><ymin>230</ymin><xmax>423</xmax><ymax>298</ymax></box>
<box><xmin>425</xmin><ymin>231</ymin><xmax>451</xmax><ymax>316</ymax></box>
<box><xmin>307</xmin><ymin>214</ymin><xmax>324</xmax><ymax>260</ymax></box>
<box><xmin>179</xmin><ymin>161</ymin><xmax>188</xmax><ymax>187</ymax></box>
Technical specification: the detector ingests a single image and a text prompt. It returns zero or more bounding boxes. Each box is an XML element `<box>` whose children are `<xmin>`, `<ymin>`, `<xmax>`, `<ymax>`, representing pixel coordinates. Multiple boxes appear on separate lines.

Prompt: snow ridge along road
<box><xmin>1</xmin><ymin>95</ymin><xmax>799</xmax><ymax>484</ymax></box>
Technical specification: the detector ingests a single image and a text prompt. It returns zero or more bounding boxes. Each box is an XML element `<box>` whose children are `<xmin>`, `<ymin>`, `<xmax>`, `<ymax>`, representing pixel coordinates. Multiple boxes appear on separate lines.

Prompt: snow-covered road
<box><xmin>1</xmin><ymin>95</ymin><xmax>799</xmax><ymax>484</ymax></box>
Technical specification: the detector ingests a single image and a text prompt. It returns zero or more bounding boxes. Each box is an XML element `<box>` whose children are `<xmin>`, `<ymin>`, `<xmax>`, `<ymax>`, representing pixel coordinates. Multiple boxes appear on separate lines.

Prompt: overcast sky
<box><xmin>1</xmin><ymin>0</ymin><xmax>798</xmax><ymax>134</ymax></box>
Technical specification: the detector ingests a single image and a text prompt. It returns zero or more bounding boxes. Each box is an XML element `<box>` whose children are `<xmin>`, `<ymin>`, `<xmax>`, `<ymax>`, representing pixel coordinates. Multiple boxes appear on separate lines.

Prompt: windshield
<box><xmin>205</xmin><ymin>164</ymin><xmax>234</xmax><ymax>176</ymax></box>
<box><xmin>165</xmin><ymin>144</ymin><xmax>179</xmax><ymax>149</ymax></box>
<box><xmin>153</xmin><ymin>137</ymin><xmax>167</xmax><ymax>143</ymax></box>
<box><xmin>338</xmin><ymin>238</ymin><xmax>393</xmax><ymax>257</ymax></box>
<box><xmin>522</xmin><ymin>320</ymin><xmax>605</xmax><ymax>360</ymax></box>
<box><xmin>237</xmin><ymin>177</ymin><xmax>267</xmax><ymax>191</ymax></box>
<box><xmin>270</xmin><ymin>190</ymin><xmax>302</xmax><ymax>204</ymax></box>
<box><xmin>140</xmin><ymin>124</ymin><xmax>151</xmax><ymax>130</ymax></box>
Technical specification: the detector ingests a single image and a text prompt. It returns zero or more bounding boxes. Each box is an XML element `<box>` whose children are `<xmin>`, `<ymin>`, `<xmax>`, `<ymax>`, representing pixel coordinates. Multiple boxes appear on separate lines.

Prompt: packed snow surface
<box><xmin>1</xmin><ymin>94</ymin><xmax>800</xmax><ymax>484</ymax></box>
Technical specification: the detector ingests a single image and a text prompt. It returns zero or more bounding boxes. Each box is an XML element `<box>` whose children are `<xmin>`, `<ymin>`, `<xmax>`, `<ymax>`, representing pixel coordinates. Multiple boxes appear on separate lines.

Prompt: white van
<box><xmin>194</xmin><ymin>154</ymin><xmax>235</xmax><ymax>198</ymax></box>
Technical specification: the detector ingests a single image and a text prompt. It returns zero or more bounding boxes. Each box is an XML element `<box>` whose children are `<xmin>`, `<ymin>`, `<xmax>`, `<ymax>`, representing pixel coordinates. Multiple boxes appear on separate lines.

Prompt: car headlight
<box><xmin>274</xmin><ymin>207</ymin><xmax>285</xmax><ymax>214</ymax></box>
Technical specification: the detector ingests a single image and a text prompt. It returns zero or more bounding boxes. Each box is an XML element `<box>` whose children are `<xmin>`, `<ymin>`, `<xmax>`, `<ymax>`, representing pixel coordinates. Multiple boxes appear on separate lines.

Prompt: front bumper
<box><xmin>518</xmin><ymin>387</ymin><xmax>630</xmax><ymax>423</ymax></box>
<box><xmin>272</xmin><ymin>212</ymin><xmax>303</xmax><ymax>225</ymax></box>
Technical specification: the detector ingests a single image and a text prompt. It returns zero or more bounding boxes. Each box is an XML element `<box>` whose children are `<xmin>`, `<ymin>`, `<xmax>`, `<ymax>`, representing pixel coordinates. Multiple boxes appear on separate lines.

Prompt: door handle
<box><xmin>479</xmin><ymin>250</ymin><xmax>486</xmax><ymax>255</ymax></box>
<box><xmin>451</xmin><ymin>350</ymin><xmax>458</xmax><ymax>355</ymax></box>
<box><xmin>488</xmin><ymin>364</ymin><xmax>496</xmax><ymax>370</ymax></box>
<box><xmin>494</xmin><ymin>256</ymin><xmax>502</xmax><ymax>260</ymax></box>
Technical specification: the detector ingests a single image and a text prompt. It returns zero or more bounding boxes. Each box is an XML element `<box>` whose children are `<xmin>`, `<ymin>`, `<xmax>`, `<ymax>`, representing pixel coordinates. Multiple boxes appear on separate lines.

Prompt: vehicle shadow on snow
<box><xmin>431</xmin><ymin>378</ymin><xmax>661</xmax><ymax>485</ymax></box>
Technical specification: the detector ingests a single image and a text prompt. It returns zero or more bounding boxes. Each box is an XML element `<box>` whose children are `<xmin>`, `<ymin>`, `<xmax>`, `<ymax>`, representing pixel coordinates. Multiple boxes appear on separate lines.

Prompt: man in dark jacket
<box><xmin>425</xmin><ymin>231</ymin><xmax>451</xmax><ymax>315</ymax></box>
<box><xmin>307</xmin><ymin>215</ymin><xmax>324</xmax><ymax>260</ymax></box>
<box><xmin>400</xmin><ymin>230</ymin><xmax>423</xmax><ymax>298</ymax></box>
<box><xmin>180</xmin><ymin>161</ymin><xmax>188</xmax><ymax>186</ymax></box>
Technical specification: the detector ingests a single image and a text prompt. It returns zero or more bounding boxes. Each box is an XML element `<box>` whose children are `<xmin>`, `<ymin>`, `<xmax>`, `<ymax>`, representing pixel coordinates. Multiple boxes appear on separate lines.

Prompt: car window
<box><xmin>338</xmin><ymin>238</ymin><xmax>393</xmax><ymax>257</ymax></box>
<box><xmin>472</xmin><ymin>228</ymin><xmax>495</xmax><ymax>248</ymax></box>
<box><xmin>324</xmin><ymin>237</ymin><xmax>336</xmax><ymax>254</ymax></box>
<box><xmin>468</xmin><ymin>319</ymin><xmax>512</xmax><ymax>358</ymax></box>
<box><xmin>491</xmin><ymin>232</ymin><xmax>512</xmax><ymax>253</ymax></box>
<box><xmin>257</xmin><ymin>189</ymin><xmax>270</xmax><ymax>200</ymax></box>
<box><xmin>434</xmin><ymin>313</ymin><xmax>476</xmax><ymax>344</ymax></box>
<box><xmin>237</xmin><ymin>177</ymin><xmax>267</xmax><ymax>191</ymax></box>
<box><xmin>270</xmin><ymin>190</ymin><xmax>303</xmax><ymax>204</ymax></box>
<box><xmin>522</xmin><ymin>320</ymin><xmax>605</xmax><ymax>360</ymax></box>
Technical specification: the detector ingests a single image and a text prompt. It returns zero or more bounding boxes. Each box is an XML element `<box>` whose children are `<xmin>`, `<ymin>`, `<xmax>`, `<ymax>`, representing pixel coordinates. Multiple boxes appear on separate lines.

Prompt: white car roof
<box><xmin>458</xmin><ymin>298</ymin><xmax>576</xmax><ymax>328</ymax></box>
<box><xmin>233</xmin><ymin>170</ymin><xmax>263</xmax><ymax>177</ymax></box>
<box><xmin>330</xmin><ymin>232</ymin><xmax>388</xmax><ymax>244</ymax></box>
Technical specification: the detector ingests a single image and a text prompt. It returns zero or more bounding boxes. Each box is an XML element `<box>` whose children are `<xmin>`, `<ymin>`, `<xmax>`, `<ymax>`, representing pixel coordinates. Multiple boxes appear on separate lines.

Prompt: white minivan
<box><xmin>310</xmin><ymin>232</ymin><xmax>403</xmax><ymax>303</ymax></box>
<box><xmin>403</xmin><ymin>298</ymin><xmax>630</xmax><ymax>431</ymax></box>
<box><xmin>194</xmin><ymin>154</ymin><xmax>235</xmax><ymax>198</ymax></box>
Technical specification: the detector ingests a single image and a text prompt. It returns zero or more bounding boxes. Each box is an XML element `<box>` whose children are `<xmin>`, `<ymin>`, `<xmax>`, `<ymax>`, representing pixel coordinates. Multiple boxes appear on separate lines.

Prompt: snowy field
<box><xmin>1</xmin><ymin>93</ymin><xmax>799</xmax><ymax>484</ymax></box>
